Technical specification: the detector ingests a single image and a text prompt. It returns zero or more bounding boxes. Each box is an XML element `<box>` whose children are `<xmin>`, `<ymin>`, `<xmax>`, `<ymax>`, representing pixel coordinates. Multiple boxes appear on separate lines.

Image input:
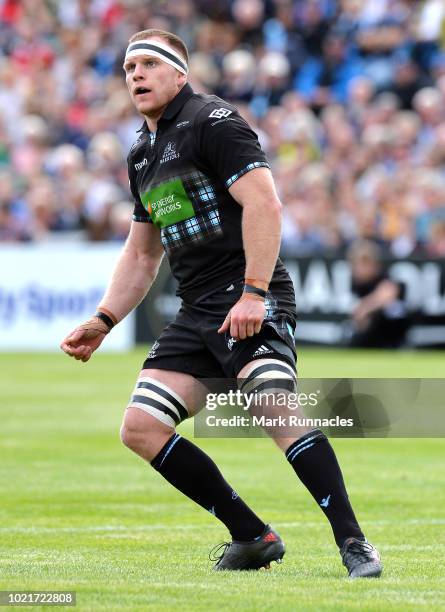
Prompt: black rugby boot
<box><xmin>340</xmin><ymin>537</ymin><xmax>382</xmax><ymax>578</ymax></box>
<box><xmin>210</xmin><ymin>525</ymin><xmax>285</xmax><ymax>571</ymax></box>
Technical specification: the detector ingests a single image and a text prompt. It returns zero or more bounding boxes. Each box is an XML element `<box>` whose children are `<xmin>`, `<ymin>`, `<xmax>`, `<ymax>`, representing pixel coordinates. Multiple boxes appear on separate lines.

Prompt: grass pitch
<box><xmin>0</xmin><ymin>349</ymin><xmax>444</xmax><ymax>611</ymax></box>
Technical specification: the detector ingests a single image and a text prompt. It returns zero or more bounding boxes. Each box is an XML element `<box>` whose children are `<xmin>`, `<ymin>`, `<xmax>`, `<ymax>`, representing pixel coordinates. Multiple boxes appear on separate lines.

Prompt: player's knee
<box><xmin>120</xmin><ymin>417</ymin><xmax>141</xmax><ymax>451</ymax></box>
<box><xmin>120</xmin><ymin>421</ymin><xmax>140</xmax><ymax>451</ymax></box>
<box><xmin>120</xmin><ymin>409</ymin><xmax>174</xmax><ymax>454</ymax></box>
<box><xmin>121</xmin><ymin>376</ymin><xmax>189</xmax><ymax>457</ymax></box>
<box><xmin>120</xmin><ymin>408</ymin><xmax>167</xmax><ymax>450</ymax></box>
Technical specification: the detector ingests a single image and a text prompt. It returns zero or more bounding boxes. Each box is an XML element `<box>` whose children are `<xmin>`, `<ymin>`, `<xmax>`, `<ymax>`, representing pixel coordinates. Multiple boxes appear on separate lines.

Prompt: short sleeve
<box><xmin>194</xmin><ymin>103</ymin><xmax>270</xmax><ymax>188</ymax></box>
<box><xmin>127</xmin><ymin>156</ymin><xmax>152</xmax><ymax>223</ymax></box>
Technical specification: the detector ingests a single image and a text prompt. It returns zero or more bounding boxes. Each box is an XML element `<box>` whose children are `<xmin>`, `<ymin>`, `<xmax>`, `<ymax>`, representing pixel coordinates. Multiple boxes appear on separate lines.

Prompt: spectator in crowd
<box><xmin>295</xmin><ymin>33</ymin><xmax>362</xmax><ymax>108</ymax></box>
<box><xmin>346</xmin><ymin>239</ymin><xmax>410</xmax><ymax>348</ymax></box>
<box><xmin>387</xmin><ymin>58</ymin><xmax>433</xmax><ymax>110</ymax></box>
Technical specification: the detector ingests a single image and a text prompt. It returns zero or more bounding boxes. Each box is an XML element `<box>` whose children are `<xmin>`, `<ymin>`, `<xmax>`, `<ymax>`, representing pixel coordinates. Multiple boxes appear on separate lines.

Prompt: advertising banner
<box><xmin>0</xmin><ymin>244</ymin><xmax>134</xmax><ymax>351</ymax></box>
<box><xmin>135</xmin><ymin>254</ymin><xmax>445</xmax><ymax>347</ymax></box>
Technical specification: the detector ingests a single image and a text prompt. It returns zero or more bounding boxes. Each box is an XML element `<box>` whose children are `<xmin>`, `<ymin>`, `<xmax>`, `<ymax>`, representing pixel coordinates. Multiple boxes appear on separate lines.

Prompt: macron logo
<box><xmin>134</xmin><ymin>158</ymin><xmax>147</xmax><ymax>171</ymax></box>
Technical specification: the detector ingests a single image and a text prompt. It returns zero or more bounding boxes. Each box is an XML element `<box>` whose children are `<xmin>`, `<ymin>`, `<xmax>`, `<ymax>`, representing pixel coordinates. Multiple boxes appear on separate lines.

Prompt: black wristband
<box><xmin>95</xmin><ymin>311</ymin><xmax>115</xmax><ymax>330</ymax></box>
<box><xmin>243</xmin><ymin>284</ymin><xmax>267</xmax><ymax>299</ymax></box>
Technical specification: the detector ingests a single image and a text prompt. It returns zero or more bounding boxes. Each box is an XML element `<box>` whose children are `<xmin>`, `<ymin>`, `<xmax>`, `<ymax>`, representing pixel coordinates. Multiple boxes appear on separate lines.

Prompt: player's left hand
<box><xmin>218</xmin><ymin>294</ymin><xmax>265</xmax><ymax>340</ymax></box>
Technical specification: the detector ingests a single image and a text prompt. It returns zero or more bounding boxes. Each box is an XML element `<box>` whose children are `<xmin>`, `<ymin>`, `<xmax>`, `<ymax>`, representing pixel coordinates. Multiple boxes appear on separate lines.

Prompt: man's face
<box><xmin>351</xmin><ymin>255</ymin><xmax>380</xmax><ymax>283</ymax></box>
<box><xmin>124</xmin><ymin>40</ymin><xmax>185</xmax><ymax>117</ymax></box>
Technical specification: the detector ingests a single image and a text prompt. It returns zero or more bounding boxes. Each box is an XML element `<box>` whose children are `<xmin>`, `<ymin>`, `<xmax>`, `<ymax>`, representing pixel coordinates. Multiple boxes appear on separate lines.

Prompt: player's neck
<box><xmin>143</xmin><ymin>83</ymin><xmax>186</xmax><ymax>133</ymax></box>
<box><xmin>144</xmin><ymin>111</ymin><xmax>164</xmax><ymax>134</ymax></box>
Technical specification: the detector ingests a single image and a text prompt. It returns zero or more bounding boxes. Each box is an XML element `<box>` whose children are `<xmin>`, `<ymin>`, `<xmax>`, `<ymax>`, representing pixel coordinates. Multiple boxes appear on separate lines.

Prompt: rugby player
<box><xmin>61</xmin><ymin>29</ymin><xmax>382</xmax><ymax>578</ymax></box>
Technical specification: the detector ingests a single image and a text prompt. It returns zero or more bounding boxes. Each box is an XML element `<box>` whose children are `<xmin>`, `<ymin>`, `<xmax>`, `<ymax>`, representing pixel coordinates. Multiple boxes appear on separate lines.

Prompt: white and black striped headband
<box><xmin>124</xmin><ymin>39</ymin><xmax>188</xmax><ymax>75</ymax></box>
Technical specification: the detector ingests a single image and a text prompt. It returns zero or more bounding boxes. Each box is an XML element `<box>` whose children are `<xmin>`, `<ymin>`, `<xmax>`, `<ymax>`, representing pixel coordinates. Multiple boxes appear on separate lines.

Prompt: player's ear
<box><xmin>177</xmin><ymin>72</ymin><xmax>187</xmax><ymax>87</ymax></box>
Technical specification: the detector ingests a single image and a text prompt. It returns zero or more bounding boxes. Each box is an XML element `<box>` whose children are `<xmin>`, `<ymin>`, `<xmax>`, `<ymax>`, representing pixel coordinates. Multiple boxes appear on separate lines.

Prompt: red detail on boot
<box><xmin>263</xmin><ymin>531</ymin><xmax>278</xmax><ymax>543</ymax></box>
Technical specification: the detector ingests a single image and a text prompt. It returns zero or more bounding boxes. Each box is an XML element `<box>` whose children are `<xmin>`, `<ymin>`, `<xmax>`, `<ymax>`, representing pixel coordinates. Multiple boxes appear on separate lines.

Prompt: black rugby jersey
<box><xmin>128</xmin><ymin>83</ymin><xmax>294</xmax><ymax>309</ymax></box>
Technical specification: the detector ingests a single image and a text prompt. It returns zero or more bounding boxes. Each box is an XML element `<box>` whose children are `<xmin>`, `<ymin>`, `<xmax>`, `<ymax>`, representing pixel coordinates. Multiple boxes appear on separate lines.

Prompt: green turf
<box><xmin>0</xmin><ymin>349</ymin><xmax>444</xmax><ymax>611</ymax></box>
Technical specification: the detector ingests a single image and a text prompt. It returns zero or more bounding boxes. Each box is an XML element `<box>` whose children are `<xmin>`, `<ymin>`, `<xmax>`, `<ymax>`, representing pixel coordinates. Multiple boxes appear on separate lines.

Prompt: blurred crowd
<box><xmin>1</xmin><ymin>0</ymin><xmax>445</xmax><ymax>257</ymax></box>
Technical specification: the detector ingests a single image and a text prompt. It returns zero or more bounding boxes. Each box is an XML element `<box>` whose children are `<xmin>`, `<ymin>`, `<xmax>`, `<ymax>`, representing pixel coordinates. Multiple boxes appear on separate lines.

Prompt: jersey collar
<box><xmin>161</xmin><ymin>82</ymin><xmax>194</xmax><ymax>121</ymax></box>
<box><xmin>136</xmin><ymin>83</ymin><xmax>194</xmax><ymax>133</ymax></box>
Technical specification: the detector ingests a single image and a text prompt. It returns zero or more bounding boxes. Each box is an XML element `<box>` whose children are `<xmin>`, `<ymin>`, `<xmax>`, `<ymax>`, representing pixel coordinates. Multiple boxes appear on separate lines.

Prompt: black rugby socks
<box><xmin>286</xmin><ymin>429</ymin><xmax>364</xmax><ymax>547</ymax></box>
<box><xmin>151</xmin><ymin>434</ymin><xmax>265</xmax><ymax>541</ymax></box>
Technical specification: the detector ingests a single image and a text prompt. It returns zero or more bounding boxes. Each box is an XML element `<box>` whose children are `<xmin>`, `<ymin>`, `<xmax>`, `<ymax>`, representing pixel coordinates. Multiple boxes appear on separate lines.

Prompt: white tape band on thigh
<box><xmin>240</xmin><ymin>359</ymin><xmax>296</xmax><ymax>395</ymax></box>
<box><xmin>128</xmin><ymin>376</ymin><xmax>189</xmax><ymax>428</ymax></box>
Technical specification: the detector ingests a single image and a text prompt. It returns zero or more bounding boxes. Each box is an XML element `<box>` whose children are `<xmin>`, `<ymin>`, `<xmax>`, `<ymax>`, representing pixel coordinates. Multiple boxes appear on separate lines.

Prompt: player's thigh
<box><xmin>126</xmin><ymin>367</ymin><xmax>208</xmax><ymax>428</ymax></box>
<box><xmin>238</xmin><ymin>357</ymin><xmax>311</xmax><ymax>449</ymax></box>
<box><xmin>121</xmin><ymin>368</ymin><xmax>208</xmax><ymax>459</ymax></box>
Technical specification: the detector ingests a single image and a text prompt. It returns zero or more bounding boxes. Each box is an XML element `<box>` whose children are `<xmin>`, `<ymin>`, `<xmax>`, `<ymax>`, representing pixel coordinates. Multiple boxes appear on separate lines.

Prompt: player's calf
<box><xmin>121</xmin><ymin>372</ymin><xmax>266</xmax><ymax>542</ymax></box>
<box><xmin>238</xmin><ymin>359</ymin><xmax>379</xmax><ymax>574</ymax></box>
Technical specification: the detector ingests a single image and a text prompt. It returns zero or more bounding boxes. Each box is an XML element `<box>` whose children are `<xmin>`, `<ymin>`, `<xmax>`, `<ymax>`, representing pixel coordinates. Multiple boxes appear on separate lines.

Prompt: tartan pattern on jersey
<box><xmin>264</xmin><ymin>294</ymin><xmax>278</xmax><ymax>320</ymax></box>
<box><xmin>160</xmin><ymin>170</ymin><xmax>222</xmax><ymax>251</ymax></box>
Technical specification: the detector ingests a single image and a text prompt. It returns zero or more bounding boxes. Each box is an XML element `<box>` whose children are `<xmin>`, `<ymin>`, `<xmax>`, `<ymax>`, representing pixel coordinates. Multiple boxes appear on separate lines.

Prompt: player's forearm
<box><xmin>242</xmin><ymin>197</ymin><xmax>282</xmax><ymax>289</ymax></box>
<box><xmin>98</xmin><ymin>242</ymin><xmax>163</xmax><ymax>323</ymax></box>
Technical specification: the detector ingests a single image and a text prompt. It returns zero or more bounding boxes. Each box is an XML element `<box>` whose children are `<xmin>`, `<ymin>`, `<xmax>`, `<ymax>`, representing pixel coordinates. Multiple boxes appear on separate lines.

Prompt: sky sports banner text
<box><xmin>193</xmin><ymin>378</ymin><xmax>445</xmax><ymax>438</ymax></box>
<box><xmin>135</xmin><ymin>254</ymin><xmax>445</xmax><ymax>346</ymax></box>
<box><xmin>0</xmin><ymin>244</ymin><xmax>133</xmax><ymax>351</ymax></box>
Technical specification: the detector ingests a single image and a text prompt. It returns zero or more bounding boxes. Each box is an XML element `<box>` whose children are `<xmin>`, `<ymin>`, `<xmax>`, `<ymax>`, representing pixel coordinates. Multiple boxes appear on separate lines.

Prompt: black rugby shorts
<box><xmin>142</xmin><ymin>280</ymin><xmax>297</xmax><ymax>379</ymax></box>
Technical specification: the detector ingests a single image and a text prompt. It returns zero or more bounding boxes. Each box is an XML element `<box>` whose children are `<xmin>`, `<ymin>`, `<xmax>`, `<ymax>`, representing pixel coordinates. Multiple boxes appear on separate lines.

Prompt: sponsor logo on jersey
<box><xmin>134</xmin><ymin>158</ymin><xmax>147</xmax><ymax>171</ymax></box>
<box><xmin>209</xmin><ymin>107</ymin><xmax>233</xmax><ymax>119</ymax></box>
<box><xmin>160</xmin><ymin>141</ymin><xmax>180</xmax><ymax>164</ymax></box>
<box><xmin>141</xmin><ymin>178</ymin><xmax>195</xmax><ymax>228</ymax></box>
<box><xmin>176</xmin><ymin>120</ymin><xmax>190</xmax><ymax>128</ymax></box>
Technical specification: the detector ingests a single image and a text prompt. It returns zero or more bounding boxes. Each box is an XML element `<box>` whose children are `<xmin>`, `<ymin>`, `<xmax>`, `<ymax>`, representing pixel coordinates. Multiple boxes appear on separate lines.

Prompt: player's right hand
<box><xmin>60</xmin><ymin>317</ymin><xmax>110</xmax><ymax>362</ymax></box>
<box><xmin>218</xmin><ymin>293</ymin><xmax>265</xmax><ymax>340</ymax></box>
